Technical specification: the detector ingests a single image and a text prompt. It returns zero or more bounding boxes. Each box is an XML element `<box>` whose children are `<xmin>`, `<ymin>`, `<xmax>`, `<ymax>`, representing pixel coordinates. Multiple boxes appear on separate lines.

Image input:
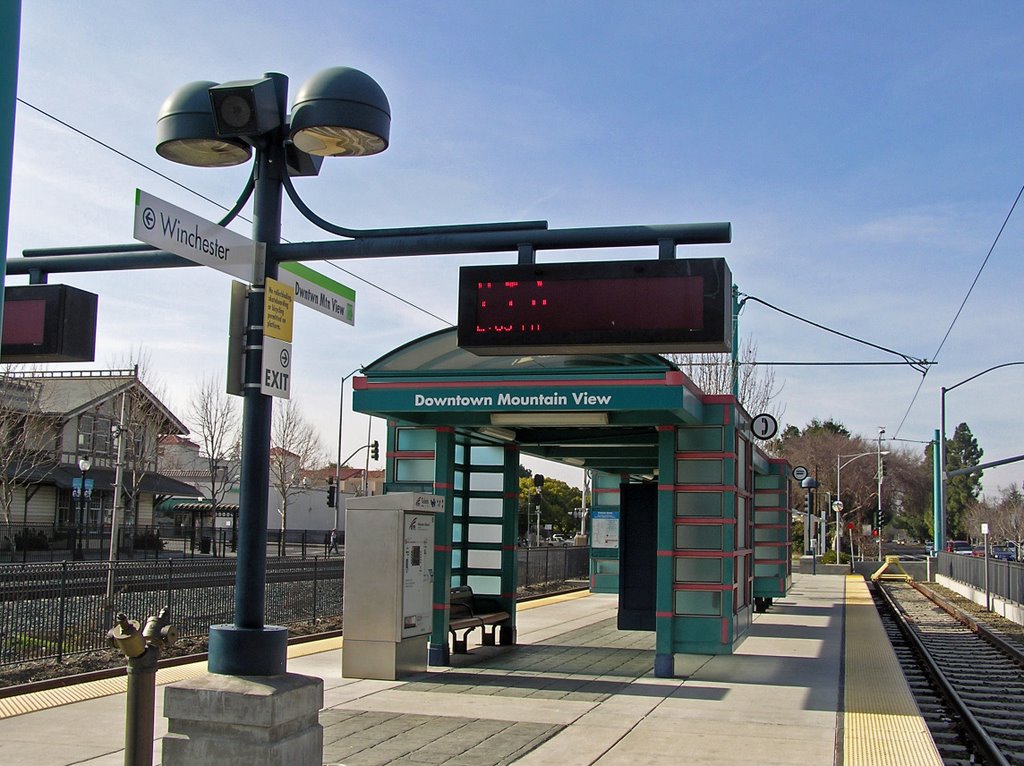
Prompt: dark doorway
<box><xmin>617</xmin><ymin>482</ymin><xmax>658</xmax><ymax>631</ymax></box>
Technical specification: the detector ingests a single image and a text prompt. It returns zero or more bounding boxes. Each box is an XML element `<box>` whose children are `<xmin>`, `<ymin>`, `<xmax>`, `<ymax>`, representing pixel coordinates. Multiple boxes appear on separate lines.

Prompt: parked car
<box><xmin>970</xmin><ymin>545</ymin><xmax>986</xmax><ymax>557</ymax></box>
<box><xmin>946</xmin><ymin>540</ymin><xmax>972</xmax><ymax>554</ymax></box>
<box><xmin>990</xmin><ymin>545</ymin><xmax>1016</xmax><ymax>561</ymax></box>
<box><xmin>545</xmin><ymin>534</ymin><xmax>571</xmax><ymax>547</ymax></box>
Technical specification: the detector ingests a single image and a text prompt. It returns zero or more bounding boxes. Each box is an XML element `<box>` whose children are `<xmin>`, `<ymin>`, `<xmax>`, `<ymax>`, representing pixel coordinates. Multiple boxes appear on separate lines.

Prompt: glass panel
<box><xmin>470</xmin><ymin>445</ymin><xmax>504</xmax><ymax>465</ymax></box>
<box><xmin>467</xmin><ymin>497</ymin><xmax>503</xmax><ymax>518</ymax></box>
<box><xmin>674</xmin><ymin>590</ymin><xmax>722</xmax><ymax>616</ymax></box>
<box><xmin>452</xmin><ymin>523</ymin><xmax>463</xmax><ymax>543</ymax></box>
<box><xmin>397</xmin><ymin>428</ymin><xmax>436</xmax><ymax>451</ymax></box>
<box><xmin>754</xmin><ymin>491</ymin><xmax>784</xmax><ymax>507</ymax></box>
<box><xmin>454</xmin><ymin>444</ymin><xmax>466</xmax><ymax>463</ymax></box>
<box><xmin>469</xmin><ymin>472</ymin><xmax>503</xmax><ymax>492</ymax></box>
<box><xmin>595</xmin><ymin>492</ymin><xmax>619</xmax><ymax>507</ymax></box>
<box><xmin>675</xmin><ymin>524</ymin><xmax>723</xmax><ymax>550</ymax></box>
<box><xmin>467</xmin><ymin>549</ymin><xmax>502</xmax><ymax>569</ymax></box>
<box><xmin>451</xmin><ymin>550</ymin><xmax>463</xmax><ymax>569</ymax></box>
<box><xmin>675</xmin><ymin>493</ymin><xmax>723</xmax><ymax>517</ymax></box>
<box><xmin>736</xmin><ymin>498</ymin><xmax>746</xmax><ymax>549</ymax></box>
<box><xmin>755</xmin><ymin>546</ymin><xmax>786</xmax><ymax>560</ymax></box>
<box><xmin>737</xmin><ymin>438</ymin><xmax>748</xmax><ymax>491</ymax></box>
<box><xmin>677</xmin><ymin>426</ymin><xmax>722</xmax><ymax>452</ymax></box>
<box><xmin>674</xmin><ymin>557</ymin><xmax>722</xmax><ymax>583</ymax></box>
<box><xmin>754</xmin><ymin>563</ymin><xmax>780</xmax><ymax>576</ymax></box>
<box><xmin>453</xmin><ymin>496</ymin><xmax>464</xmax><ymax>517</ymax></box>
<box><xmin>454</xmin><ymin>471</ymin><xmax>464</xmax><ymax>490</ymax></box>
<box><xmin>395</xmin><ymin>458</ymin><xmax>434</xmax><ymax>482</ymax></box>
<box><xmin>466</xmin><ymin>574</ymin><xmax>501</xmax><ymax>595</ymax></box>
<box><xmin>676</xmin><ymin>460</ymin><xmax>723</xmax><ymax>484</ymax></box>
<box><xmin>468</xmin><ymin>523</ymin><xmax>503</xmax><ymax>544</ymax></box>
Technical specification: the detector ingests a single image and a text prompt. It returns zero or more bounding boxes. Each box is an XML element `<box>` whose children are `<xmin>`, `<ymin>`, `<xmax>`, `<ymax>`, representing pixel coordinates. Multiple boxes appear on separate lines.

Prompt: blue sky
<box><xmin>7</xmin><ymin>2</ymin><xmax>1024</xmax><ymax>493</ymax></box>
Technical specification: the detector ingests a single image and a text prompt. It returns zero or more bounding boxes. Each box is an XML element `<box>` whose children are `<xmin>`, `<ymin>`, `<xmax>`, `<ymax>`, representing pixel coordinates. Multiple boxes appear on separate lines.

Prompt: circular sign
<box><xmin>832</xmin><ymin>500</ymin><xmax>844</xmax><ymax>513</ymax></box>
<box><xmin>751</xmin><ymin>413</ymin><xmax>778</xmax><ymax>440</ymax></box>
<box><xmin>792</xmin><ymin>465</ymin><xmax>809</xmax><ymax>481</ymax></box>
<box><xmin>279</xmin><ymin>348</ymin><xmax>290</xmax><ymax>367</ymax></box>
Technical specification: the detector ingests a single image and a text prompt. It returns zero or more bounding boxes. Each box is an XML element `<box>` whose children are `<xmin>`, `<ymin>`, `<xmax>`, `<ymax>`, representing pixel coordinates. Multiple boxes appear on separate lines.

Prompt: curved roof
<box><xmin>364</xmin><ymin>327</ymin><xmax>681</xmax><ymax>377</ymax></box>
<box><xmin>355</xmin><ymin>328</ymin><xmax>707</xmax><ymax>474</ymax></box>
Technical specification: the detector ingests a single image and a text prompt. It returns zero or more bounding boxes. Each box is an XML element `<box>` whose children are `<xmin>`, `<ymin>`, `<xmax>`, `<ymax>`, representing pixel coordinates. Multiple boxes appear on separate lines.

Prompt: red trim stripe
<box><xmin>357</xmin><ymin>375</ymin><xmax>676</xmax><ymax>390</ymax></box>
<box><xmin>722</xmin><ymin>618</ymin><xmax>730</xmax><ymax>644</ymax></box>
<box><xmin>655</xmin><ymin>611</ymin><xmax>674</xmax><ymax>618</ymax></box>
<box><xmin>434</xmin><ymin>544</ymin><xmax>451</xmax><ymax>552</ymax></box>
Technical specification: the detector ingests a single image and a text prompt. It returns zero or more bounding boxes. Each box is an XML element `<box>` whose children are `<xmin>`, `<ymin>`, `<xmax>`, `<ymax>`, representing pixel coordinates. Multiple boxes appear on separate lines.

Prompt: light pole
<box><xmin>836</xmin><ymin>450</ymin><xmax>889</xmax><ymax>558</ymax></box>
<box><xmin>939</xmin><ymin>361</ymin><xmax>1024</xmax><ymax>557</ymax></box>
<box><xmin>155</xmin><ymin>67</ymin><xmax>556</xmax><ymax>675</ymax></box>
<box><xmin>75</xmin><ymin>454</ymin><xmax>91</xmax><ymax>560</ymax></box>
<box><xmin>876</xmin><ymin>427</ymin><xmax>886</xmax><ymax>561</ymax></box>
<box><xmin>156</xmin><ymin>68</ymin><xmax>395</xmax><ymax>674</ymax></box>
<box><xmin>334</xmin><ymin>366</ymin><xmax>362</xmax><ymax>529</ymax></box>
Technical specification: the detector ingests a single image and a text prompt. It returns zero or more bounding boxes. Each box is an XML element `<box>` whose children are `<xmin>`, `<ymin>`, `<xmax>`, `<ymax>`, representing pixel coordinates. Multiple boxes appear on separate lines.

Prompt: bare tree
<box><xmin>270</xmin><ymin>398</ymin><xmax>327</xmax><ymax>554</ymax></box>
<box><xmin>185</xmin><ymin>373</ymin><xmax>241</xmax><ymax>522</ymax></box>
<box><xmin>667</xmin><ymin>336</ymin><xmax>784</xmax><ymax>420</ymax></box>
<box><xmin>0</xmin><ymin>372</ymin><xmax>46</xmax><ymax>550</ymax></box>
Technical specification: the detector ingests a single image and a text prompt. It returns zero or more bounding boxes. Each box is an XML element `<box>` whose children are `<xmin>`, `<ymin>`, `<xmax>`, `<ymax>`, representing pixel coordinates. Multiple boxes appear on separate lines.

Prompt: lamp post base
<box><xmin>208</xmin><ymin>624</ymin><xmax>288</xmax><ymax>676</ymax></box>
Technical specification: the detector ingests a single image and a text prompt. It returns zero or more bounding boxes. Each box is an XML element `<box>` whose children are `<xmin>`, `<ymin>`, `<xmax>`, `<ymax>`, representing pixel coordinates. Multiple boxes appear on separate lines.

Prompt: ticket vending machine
<box><xmin>342</xmin><ymin>493</ymin><xmax>444</xmax><ymax>680</ymax></box>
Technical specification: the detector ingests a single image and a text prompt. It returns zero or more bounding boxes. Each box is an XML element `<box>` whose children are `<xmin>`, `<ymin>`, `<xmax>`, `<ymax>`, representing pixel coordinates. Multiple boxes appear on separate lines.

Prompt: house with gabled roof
<box><xmin>0</xmin><ymin>368</ymin><xmax>198</xmax><ymax>540</ymax></box>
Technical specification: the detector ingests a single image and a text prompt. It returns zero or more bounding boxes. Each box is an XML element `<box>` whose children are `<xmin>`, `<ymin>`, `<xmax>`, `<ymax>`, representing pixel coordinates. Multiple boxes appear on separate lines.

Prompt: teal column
<box><xmin>932</xmin><ymin>429</ymin><xmax>941</xmax><ymax>556</ymax></box>
<box><xmin>428</xmin><ymin>426</ymin><xmax>456</xmax><ymax>666</ymax></box>
<box><xmin>0</xmin><ymin>1</ymin><xmax>20</xmax><ymax>337</ymax></box>
<box><xmin>500</xmin><ymin>443</ymin><xmax>520</xmax><ymax>642</ymax></box>
<box><xmin>654</xmin><ymin>425</ymin><xmax>676</xmax><ymax>677</ymax></box>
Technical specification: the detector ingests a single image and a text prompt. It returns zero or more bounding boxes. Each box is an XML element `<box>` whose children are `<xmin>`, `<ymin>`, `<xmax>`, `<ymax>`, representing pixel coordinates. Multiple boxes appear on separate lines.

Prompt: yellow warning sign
<box><xmin>263</xmin><ymin>277</ymin><xmax>294</xmax><ymax>342</ymax></box>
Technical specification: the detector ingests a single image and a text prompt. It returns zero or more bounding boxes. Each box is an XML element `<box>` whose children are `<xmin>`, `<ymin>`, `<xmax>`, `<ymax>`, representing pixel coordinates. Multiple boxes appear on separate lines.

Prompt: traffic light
<box><xmin>875</xmin><ymin>508</ymin><xmax>885</xmax><ymax>531</ymax></box>
<box><xmin>326</xmin><ymin>477</ymin><xmax>336</xmax><ymax>508</ymax></box>
<box><xmin>370</xmin><ymin>440</ymin><xmax>379</xmax><ymax>461</ymax></box>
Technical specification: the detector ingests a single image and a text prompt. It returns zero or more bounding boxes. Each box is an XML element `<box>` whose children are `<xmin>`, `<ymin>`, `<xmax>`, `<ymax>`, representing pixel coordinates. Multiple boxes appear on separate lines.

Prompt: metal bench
<box><xmin>448</xmin><ymin>585</ymin><xmax>513</xmax><ymax>654</ymax></box>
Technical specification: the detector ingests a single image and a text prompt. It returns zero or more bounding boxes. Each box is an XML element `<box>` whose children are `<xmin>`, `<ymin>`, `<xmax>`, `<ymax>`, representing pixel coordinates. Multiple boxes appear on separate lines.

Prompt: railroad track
<box><xmin>875</xmin><ymin>580</ymin><xmax>1024</xmax><ymax>766</ymax></box>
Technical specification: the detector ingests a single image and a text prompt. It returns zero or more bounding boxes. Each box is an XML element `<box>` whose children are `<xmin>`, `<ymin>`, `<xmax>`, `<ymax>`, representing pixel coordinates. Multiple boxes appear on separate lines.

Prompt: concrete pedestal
<box><xmin>162</xmin><ymin>672</ymin><xmax>323</xmax><ymax>766</ymax></box>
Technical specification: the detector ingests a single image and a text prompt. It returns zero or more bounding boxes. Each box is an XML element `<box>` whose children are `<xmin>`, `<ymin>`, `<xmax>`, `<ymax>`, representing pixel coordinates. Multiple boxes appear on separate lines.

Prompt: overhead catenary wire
<box><xmin>892</xmin><ymin>181</ymin><xmax>1024</xmax><ymax>437</ymax></box>
<box><xmin>13</xmin><ymin>97</ymin><xmax>453</xmax><ymax>327</ymax></box>
<box><xmin>737</xmin><ymin>293</ymin><xmax>932</xmax><ymax>373</ymax></box>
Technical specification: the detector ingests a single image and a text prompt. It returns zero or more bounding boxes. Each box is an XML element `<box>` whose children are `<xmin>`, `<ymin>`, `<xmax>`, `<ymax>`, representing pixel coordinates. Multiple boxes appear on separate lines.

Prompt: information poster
<box><xmin>591</xmin><ymin>510</ymin><xmax>620</xmax><ymax>549</ymax></box>
<box><xmin>401</xmin><ymin>513</ymin><xmax>435</xmax><ymax>638</ymax></box>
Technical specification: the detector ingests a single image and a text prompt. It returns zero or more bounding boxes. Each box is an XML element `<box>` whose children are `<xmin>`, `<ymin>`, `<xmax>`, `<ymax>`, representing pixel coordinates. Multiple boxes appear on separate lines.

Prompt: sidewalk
<box><xmin>0</xmin><ymin>574</ymin><xmax>851</xmax><ymax>765</ymax></box>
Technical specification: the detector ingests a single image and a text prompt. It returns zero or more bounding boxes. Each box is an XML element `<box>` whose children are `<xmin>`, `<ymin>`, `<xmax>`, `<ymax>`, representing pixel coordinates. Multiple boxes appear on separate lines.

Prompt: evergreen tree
<box><xmin>943</xmin><ymin>422</ymin><xmax>983</xmax><ymax>538</ymax></box>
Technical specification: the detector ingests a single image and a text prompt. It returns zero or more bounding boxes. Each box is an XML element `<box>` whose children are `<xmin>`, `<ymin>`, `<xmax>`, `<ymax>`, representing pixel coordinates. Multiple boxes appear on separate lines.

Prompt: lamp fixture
<box><xmin>288</xmin><ymin>67</ymin><xmax>391</xmax><ymax>157</ymax></box>
<box><xmin>564</xmin><ymin>457</ymin><xmax>586</xmax><ymax>467</ymax></box>
<box><xmin>478</xmin><ymin>426</ymin><xmax>516</xmax><ymax>442</ymax></box>
<box><xmin>78</xmin><ymin>455</ymin><xmax>92</xmax><ymax>473</ymax></box>
<box><xmin>156</xmin><ymin>81</ymin><xmax>252</xmax><ymax>167</ymax></box>
<box><xmin>491</xmin><ymin>412</ymin><xmax>610</xmax><ymax>426</ymax></box>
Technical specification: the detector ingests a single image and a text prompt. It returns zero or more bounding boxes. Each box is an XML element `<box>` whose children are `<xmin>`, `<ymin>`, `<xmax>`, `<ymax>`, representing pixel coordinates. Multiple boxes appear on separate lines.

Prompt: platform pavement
<box><xmin>0</xmin><ymin>573</ymin><xmax>941</xmax><ymax>765</ymax></box>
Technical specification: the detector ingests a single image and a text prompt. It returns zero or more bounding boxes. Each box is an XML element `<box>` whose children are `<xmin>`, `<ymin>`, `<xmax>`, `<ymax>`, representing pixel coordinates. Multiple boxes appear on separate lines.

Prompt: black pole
<box><xmin>207</xmin><ymin>72</ymin><xmax>289</xmax><ymax>676</ymax></box>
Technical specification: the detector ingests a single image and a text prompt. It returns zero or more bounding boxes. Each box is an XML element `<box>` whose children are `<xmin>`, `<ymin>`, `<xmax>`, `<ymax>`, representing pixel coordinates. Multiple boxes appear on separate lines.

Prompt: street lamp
<box><xmin>334</xmin><ymin>366</ymin><xmax>362</xmax><ymax>529</ymax></box>
<box><xmin>75</xmin><ymin>454</ymin><xmax>91</xmax><ymax>560</ymax></box>
<box><xmin>876</xmin><ymin>427</ymin><xmax>886</xmax><ymax>562</ymax></box>
<box><xmin>156</xmin><ymin>68</ymin><xmax>391</xmax><ymax>676</ymax></box>
<box><xmin>836</xmin><ymin>450</ymin><xmax>889</xmax><ymax>558</ymax></box>
<box><xmin>938</xmin><ymin>362</ymin><xmax>1024</xmax><ymax>557</ymax></box>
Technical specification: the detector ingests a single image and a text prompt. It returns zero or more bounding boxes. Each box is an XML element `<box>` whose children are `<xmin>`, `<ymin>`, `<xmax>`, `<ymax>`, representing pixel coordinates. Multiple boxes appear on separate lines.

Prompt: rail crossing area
<box><xmin>0</xmin><ymin>572</ymin><xmax>957</xmax><ymax>766</ymax></box>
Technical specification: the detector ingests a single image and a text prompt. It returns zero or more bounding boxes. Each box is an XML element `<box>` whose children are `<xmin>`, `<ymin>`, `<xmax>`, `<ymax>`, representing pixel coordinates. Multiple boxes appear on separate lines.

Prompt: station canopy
<box><xmin>353</xmin><ymin>328</ymin><xmax>711</xmax><ymax>475</ymax></box>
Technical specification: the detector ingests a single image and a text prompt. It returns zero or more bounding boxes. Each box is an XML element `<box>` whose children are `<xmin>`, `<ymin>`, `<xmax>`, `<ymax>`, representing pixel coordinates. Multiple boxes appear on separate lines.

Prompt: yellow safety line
<box><xmin>0</xmin><ymin>594</ymin><xmax>580</xmax><ymax>720</ymax></box>
<box><xmin>843</xmin><ymin>575</ymin><xmax>942</xmax><ymax>765</ymax></box>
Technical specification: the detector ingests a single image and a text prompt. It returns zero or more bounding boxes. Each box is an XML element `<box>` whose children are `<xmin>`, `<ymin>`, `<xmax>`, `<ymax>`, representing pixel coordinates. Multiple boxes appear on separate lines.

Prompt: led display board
<box><xmin>457</xmin><ymin>258</ymin><xmax>731</xmax><ymax>355</ymax></box>
<box><xmin>1</xmin><ymin>284</ymin><xmax>98</xmax><ymax>362</ymax></box>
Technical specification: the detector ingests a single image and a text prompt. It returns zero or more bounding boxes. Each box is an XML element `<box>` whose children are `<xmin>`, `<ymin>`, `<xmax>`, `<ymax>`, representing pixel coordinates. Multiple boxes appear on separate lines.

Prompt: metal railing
<box><xmin>935</xmin><ymin>551</ymin><xmax>1024</xmax><ymax>607</ymax></box>
<box><xmin>0</xmin><ymin>524</ymin><xmax>348</xmax><ymax>563</ymax></box>
<box><xmin>0</xmin><ymin>544</ymin><xmax>589</xmax><ymax>666</ymax></box>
